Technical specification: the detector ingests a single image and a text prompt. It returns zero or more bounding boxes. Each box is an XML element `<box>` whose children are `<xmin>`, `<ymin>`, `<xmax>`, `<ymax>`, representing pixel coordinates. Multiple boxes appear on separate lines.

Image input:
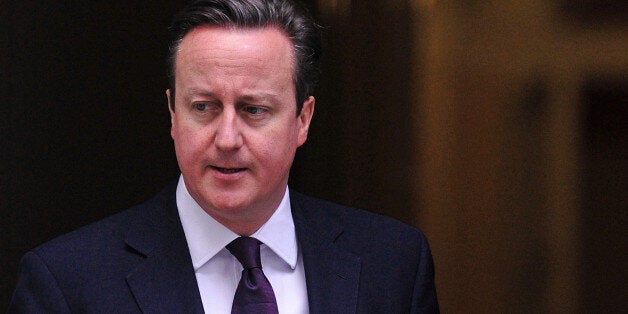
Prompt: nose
<box><xmin>214</xmin><ymin>108</ymin><xmax>244</xmax><ymax>151</ymax></box>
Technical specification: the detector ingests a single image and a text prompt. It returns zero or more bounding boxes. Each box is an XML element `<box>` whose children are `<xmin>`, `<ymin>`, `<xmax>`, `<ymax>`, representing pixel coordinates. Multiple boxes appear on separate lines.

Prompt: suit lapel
<box><xmin>291</xmin><ymin>192</ymin><xmax>361</xmax><ymax>314</ymax></box>
<box><xmin>124</xmin><ymin>184</ymin><xmax>204</xmax><ymax>313</ymax></box>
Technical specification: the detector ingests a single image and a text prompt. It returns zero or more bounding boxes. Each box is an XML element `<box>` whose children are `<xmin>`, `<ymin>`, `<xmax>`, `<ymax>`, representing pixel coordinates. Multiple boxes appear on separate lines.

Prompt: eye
<box><xmin>193</xmin><ymin>103</ymin><xmax>210</xmax><ymax>111</ymax></box>
<box><xmin>243</xmin><ymin>106</ymin><xmax>268</xmax><ymax>115</ymax></box>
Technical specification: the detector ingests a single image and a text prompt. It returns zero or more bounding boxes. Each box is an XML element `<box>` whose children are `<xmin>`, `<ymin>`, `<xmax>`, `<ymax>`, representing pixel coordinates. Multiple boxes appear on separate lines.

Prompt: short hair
<box><xmin>168</xmin><ymin>0</ymin><xmax>322</xmax><ymax>114</ymax></box>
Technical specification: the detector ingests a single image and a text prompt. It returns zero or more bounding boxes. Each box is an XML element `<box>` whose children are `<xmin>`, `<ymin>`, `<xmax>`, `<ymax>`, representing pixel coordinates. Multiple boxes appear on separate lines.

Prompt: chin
<box><xmin>203</xmin><ymin>193</ymin><xmax>253</xmax><ymax>213</ymax></box>
<box><xmin>210</xmin><ymin>200</ymin><xmax>249</xmax><ymax>213</ymax></box>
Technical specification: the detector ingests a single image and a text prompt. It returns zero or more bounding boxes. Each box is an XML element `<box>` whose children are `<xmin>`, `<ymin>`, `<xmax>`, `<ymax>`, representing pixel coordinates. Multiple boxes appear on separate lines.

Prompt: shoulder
<box><xmin>10</xmin><ymin>182</ymin><xmax>182</xmax><ymax>311</ymax></box>
<box><xmin>290</xmin><ymin>190</ymin><xmax>429</xmax><ymax>253</ymax></box>
<box><xmin>31</xmin><ymin>182</ymin><xmax>177</xmax><ymax>263</ymax></box>
<box><xmin>290</xmin><ymin>191</ymin><xmax>438</xmax><ymax>310</ymax></box>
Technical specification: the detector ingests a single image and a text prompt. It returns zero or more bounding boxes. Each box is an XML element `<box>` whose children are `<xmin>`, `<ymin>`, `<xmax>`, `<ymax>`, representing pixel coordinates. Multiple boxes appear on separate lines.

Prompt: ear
<box><xmin>296</xmin><ymin>96</ymin><xmax>315</xmax><ymax>147</ymax></box>
<box><xmin>166</xmin><ymin>89</ymin><xmax>175</xmax><ymax>138</ymax></box>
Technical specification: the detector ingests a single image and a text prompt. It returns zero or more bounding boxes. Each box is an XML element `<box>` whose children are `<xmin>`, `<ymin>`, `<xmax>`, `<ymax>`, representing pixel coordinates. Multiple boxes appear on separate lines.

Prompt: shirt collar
<box><xmin>176</xmin><ymin>175</ymin><xmax>298</xmax><ymax>271</ymax></box>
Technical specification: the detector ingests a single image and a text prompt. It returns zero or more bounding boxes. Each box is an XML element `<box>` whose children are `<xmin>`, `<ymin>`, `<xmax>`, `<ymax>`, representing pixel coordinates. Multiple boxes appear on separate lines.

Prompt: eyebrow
<box><xmin>239</xmin><ymin>92</ymin><xmax>280</xmax><ymax>103</ymax></box>
<box><xmin>185</xmin><ymin>88</ymin><xmax>280</xmax><ymax>104</ymax></box>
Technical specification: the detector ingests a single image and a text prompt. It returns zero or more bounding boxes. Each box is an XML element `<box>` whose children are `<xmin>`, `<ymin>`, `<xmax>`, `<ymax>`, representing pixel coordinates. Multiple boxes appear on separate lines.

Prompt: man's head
<box><xmin>167</xmin><ymin>0</ymin><xmax>321</xmax><ymax>114</ymax></box>
<box><xmin>167</xmin><ymin>0</ymin><xmax>319</xmax><ymax>235</ymax></box>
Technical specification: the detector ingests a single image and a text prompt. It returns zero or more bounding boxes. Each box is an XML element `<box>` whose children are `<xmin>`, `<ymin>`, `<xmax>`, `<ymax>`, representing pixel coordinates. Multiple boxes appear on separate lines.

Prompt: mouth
<box><xmin>211</xmin><ymin>166</ymin><xmax>247</xmax><ymax>174</ymax></box>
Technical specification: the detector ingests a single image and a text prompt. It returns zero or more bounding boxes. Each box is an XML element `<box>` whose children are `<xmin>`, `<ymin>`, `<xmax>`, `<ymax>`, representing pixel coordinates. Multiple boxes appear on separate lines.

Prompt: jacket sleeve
<box><xmin>410</xmin><ymin>234</ymin><xmax>440</xmax><ymax>313</ymax></box>
<box><xmin>7</xmin><ymin>251</ymin><xmax>72</xmax><ymax>314</ymax></box>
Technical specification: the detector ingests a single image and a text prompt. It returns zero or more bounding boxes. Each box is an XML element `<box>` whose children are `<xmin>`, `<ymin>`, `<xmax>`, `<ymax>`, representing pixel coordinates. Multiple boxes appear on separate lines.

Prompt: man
<box><xmin>9</xmin><ymin>0</ymin><xmax>438</xmax><ymax>313</ymax></box>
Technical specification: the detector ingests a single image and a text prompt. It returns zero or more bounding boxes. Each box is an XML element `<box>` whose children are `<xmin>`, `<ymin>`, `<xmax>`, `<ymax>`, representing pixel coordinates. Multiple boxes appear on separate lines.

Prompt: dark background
<box><xmin>2</xmin><ymin>2</ymin><xmax>183</xmax><ymax>306</ymax></box>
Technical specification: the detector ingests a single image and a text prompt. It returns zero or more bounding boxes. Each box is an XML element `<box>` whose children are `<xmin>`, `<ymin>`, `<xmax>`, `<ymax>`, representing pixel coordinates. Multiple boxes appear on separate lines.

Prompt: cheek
<box><xmin>255</xmin><ymin>126</ymin><xmax>300</xmax><ymax>166</ymax></box>
<box><xmin>173</xmin><ymin>123</ymin><xmax>205</xmax><ymax>164</ymax></box>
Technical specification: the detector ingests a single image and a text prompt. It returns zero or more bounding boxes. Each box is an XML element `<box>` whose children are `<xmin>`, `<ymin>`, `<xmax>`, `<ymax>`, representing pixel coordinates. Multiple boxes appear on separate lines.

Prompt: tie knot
<box><xmin>227</xmin><ymin>237</ymin><xmax>262</xmax><ymax>269</ymax></box>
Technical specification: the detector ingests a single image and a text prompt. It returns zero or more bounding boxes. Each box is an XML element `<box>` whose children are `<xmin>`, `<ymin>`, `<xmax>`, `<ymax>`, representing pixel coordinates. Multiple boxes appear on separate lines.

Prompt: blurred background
<box><xmin>2</xmin><ymin>0</ymin><xmax>626</xmax><ymax>312</ymax></box>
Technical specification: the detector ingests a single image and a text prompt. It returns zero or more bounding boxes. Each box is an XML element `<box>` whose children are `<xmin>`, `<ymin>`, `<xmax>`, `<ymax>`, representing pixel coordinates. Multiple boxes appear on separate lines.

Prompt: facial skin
<box><xmin>168</xmin><ymin>26</ymin><xmax>315</xmax><ymax>236</ymax></box>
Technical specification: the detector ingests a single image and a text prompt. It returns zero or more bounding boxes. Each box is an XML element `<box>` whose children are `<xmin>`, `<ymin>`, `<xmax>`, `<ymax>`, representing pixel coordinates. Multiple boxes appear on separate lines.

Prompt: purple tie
<box><xmin>227</xmin><ymin>237</ymin><xmax>279</xmax><ymax>314</ymax></box>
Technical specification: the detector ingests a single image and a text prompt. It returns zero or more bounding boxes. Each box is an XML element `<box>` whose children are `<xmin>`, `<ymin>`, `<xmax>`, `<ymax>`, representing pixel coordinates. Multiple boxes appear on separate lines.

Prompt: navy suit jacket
<box><xmin>9</xmin><ymin>182</ymin><xmax>438</xmax><ymax>313</ymax></box>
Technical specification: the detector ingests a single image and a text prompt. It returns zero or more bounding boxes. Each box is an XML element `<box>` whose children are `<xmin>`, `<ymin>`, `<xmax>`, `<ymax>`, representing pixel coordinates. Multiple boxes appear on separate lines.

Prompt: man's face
<box><xmin>168</xmin><ymin>26</ymin><xmax>314</xmax><ymax>231</ymax></box>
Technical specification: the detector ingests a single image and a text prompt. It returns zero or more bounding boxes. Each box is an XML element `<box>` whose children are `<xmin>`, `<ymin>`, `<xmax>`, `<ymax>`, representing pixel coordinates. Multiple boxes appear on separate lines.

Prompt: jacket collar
<box><xmin>290</xmin><ymin>191</ymin><xmax>361</xmax><ymax>314</ymax></box>
<box><xmin>123</xmin><ymin>182</ymin><xmax>204</xmax><ymax>313</ymax></box>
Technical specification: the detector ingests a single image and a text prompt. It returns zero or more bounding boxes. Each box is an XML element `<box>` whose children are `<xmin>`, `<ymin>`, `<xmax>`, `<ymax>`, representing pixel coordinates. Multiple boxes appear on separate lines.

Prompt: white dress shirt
<box><xmin>176</xmin><ymin>176</ymin><xmax>309</xmax><ymax>313</ymax></box>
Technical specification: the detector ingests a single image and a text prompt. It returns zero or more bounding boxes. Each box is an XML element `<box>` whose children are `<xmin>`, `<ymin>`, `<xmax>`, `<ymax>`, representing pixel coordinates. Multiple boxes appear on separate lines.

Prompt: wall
<box><xmin>410</xmin><ymin>0</ymin><xmax>626</xmax><ymax>312</ymax></box>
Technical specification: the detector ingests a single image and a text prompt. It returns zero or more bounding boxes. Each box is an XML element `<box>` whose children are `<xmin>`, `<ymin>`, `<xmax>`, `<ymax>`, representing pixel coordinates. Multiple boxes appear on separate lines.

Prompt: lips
<box><xmin>211</xmin><ymin>166</ymin><xmax>246</xmax><ymax>174</ymax></box>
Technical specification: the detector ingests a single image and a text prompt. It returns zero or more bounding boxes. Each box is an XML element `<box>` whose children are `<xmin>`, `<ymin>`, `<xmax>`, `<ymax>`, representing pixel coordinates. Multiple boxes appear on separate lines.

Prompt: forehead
<box><xmin>174</xmin><ymin>25</ymin><xmax>296</xmax><ymax>74</ymax></box>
